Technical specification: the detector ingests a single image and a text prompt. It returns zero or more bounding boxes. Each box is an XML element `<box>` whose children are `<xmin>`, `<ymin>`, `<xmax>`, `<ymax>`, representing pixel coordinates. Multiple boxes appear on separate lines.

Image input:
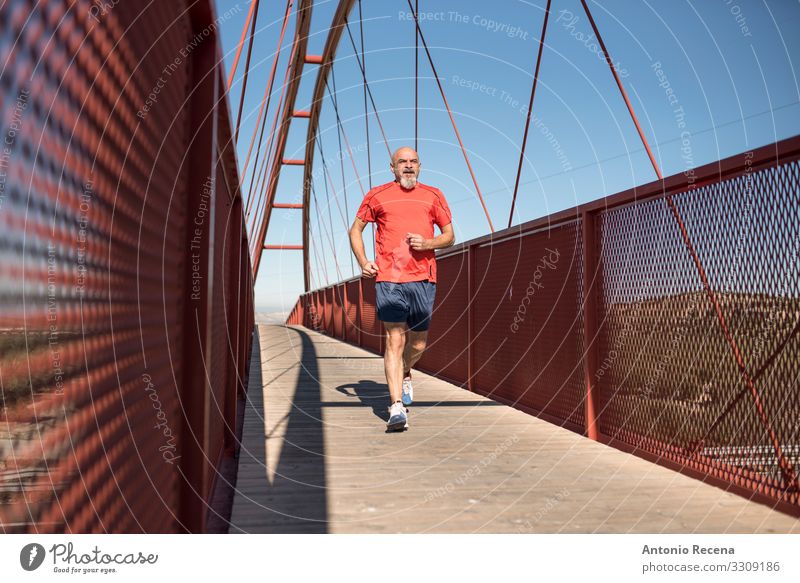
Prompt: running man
<box><xmin>349</xmin><ymin>147</ymin><xmax>455</xmax><ymax>432</ymax></box>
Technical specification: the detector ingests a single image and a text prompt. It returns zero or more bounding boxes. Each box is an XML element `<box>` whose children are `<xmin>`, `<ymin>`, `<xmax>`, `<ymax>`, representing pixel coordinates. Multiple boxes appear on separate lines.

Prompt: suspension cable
<box><xmin>311</xmin><ymin>181</ymin><xmax>343</xmax><ymax>281</ymax></box>
<box><xmin>316</xmin><ymin>134</ymin><xmax>351</xmax><ymax>232</ymax></box>
<box><xmin>326</xmin><ymin>74</ymin><xmax>367</xmax><ymax>196</ymax></box>
<box><xmin>406</xmin><ymin>0</ymin><xmax>494</xmax><ymax>232</ymax></box>
<box><xmin>246</xmin><ymin>38</ymin><xmax>299</xmax><ymax>234</ymax></box>
<box><xmin>226</xmin><ymin>0</ymin><xmax>259</xmax><ymax>89</ymax></box>
<box><xmin>415</xmin><ymin>0</ymin><xmax>419</xmax><ymax>152</ymax></box>
<box><xmin>240</xmin><ymin>0</ymin><xmax>295</xmax><ymax>184</ymax></box>
<box><xmin>317</xmin><ymin>139</ymin><xmax>349</xmax><ymax>276</ymax></box>
<box><xmin>341</xmin><ymin>21</ymin><xmax>392</xmax><ymax>158</ymax></box>
<box><xmin>507</xmin><ymin>0</ymin><xmax>551</xmax><ymax>228</ymax></box>
<box><xmin>357</xmin><ymin>0</ymin><xmax>371</xmax><ymax>188</ymax></box>
<box><xmin>579</xmin><ymin>0</ymin><xmax>797</xmax><ymax>489</ymax></box>
<box><xmin>233</xmin><ymin>0</ymin><xmax>262</xmax><ymax>144</ymax></box>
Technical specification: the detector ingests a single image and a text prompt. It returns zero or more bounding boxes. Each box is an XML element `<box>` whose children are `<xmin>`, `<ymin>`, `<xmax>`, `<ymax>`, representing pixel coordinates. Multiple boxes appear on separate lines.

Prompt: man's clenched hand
<box><xmin>361</xmin><ymin>261</ymin><xmax>379</xmax><ymax>278</ymax></box>
<box><xmin>406</xmin><ymin>233</ymin><xmax>430</xmax><ymax>251</ymax></box>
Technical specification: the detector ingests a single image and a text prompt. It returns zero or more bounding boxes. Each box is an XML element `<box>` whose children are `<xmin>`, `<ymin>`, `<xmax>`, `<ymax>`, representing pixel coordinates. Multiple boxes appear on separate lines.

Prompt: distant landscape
<box><xmin>255</xmin><ymin>311</ymin><xmax>289</xmax><ymax>325</ymax></box>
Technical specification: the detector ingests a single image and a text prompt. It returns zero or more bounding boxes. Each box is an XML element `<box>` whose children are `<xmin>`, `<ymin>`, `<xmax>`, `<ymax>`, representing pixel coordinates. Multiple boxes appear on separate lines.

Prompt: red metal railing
<box><xmin>287</xmin><ymin>136</ymin><xmax>800</xmax><ymax>514</ymax></box>
<box><xmin>0</xmin><ymin>1</ymin><xmax>254</xmax><ymax>532</ymax></box>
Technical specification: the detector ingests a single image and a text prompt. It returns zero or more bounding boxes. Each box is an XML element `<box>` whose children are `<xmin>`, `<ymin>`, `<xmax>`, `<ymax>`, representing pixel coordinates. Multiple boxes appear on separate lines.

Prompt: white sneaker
<box><xmin>387</xmin><ymin>401</ymin><xmax>409</xmax><ymax>432</ymax></box>
<box><xmin>401</xmin><ymin>375</ymin><xmax>414</xmax><ymax>406</ymax></box>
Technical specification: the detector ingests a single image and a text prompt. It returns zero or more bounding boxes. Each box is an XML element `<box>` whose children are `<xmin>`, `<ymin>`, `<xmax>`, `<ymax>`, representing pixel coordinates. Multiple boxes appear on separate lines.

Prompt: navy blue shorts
<box><xmin>376</xmin><ymin>281</ymin><xmax>436</xmax><ymax>331</ymax></box>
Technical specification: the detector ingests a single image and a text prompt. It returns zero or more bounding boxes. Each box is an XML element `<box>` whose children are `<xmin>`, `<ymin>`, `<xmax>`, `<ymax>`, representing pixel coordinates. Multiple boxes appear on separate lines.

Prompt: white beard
<box><xmin>399</xmin><ymin>174</ymin><xmax>417</xmax><ymax>189</ymax></box>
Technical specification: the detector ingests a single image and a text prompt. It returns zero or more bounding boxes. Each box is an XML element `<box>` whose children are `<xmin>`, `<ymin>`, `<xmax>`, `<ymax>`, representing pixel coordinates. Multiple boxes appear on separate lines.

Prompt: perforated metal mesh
<box><xmin>0</xmin><ymin>1</ymin><xmax>254</xmax><ymax>533</ymax></box>
<box><xmin>472</xmin><ymin>224</ymin><xmax>585</xmax><ymax>428</ymax></box>
<box><xmin>418</xmin><ymin>251</ymin><xmax>469</xmax><ymax>386</ymax></box>
<box><xmin>289</xmin><ymin>142</ymin><xmax>800</xmax><ymax>511</ymax></box>
<box><xmin>345</xmin><ymin>280</ymin><xmax>359</xmax><ymax>341</ymax></box>
<box><xmin>597</xmin><ymin>158</ymin><xmax>800</xmax><ymax>504</ymax></box>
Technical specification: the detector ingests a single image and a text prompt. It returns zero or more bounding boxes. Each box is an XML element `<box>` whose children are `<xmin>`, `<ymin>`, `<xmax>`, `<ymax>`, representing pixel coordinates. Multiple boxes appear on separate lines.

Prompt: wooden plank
<box><xmin>227</xmin><ymin>324</ymin><xmax>800</xmax><ymax>534</ymax></box>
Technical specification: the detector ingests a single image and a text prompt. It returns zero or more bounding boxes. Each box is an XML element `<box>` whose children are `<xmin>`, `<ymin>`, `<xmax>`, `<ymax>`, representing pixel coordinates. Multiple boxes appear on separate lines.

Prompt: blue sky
<box><xmin>215</xmin><ymin>0</ymin><xmax>800</xmax><ymax>312</ymax></box>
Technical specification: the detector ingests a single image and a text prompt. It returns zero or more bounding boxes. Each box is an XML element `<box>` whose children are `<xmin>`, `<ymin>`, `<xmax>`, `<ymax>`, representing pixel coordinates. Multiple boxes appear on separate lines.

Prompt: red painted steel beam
<box><xmin>282</xmin><ymin>158</ymin><xmax>305</xmax><ymax>165</ymax></box>
<box><xmin>305</xmin><ymin>54</ymin><xmax>323</xmax><ymax>64</ymax></box>
<box><xmin>226</xmin><ymin>0</ymin><xmax>259</xmax><ymax>89</ymax></box>
<box><xmin>301</xmin><ymin>0</ymin><xmax>358</xmax><ymax>292</ymax></box>
<box><xmin>251</xmin><ymin>0</ymin><xmax>314</xmax><ymax>279</ymax></box>
<box><xmin>239</xmin><ymin>0</ymin><xmax>295</xmax><ymax>186</ymax></box>
<box><xmin>293</xmin><ymin>110</ymin><xmax>311</xmax><ymax>117</ymax></box>
<box><xmin>232</xmin><ymin>0</ymin><xmax>262</xmax><ymax>144</ymax></box>
<box><xmin>264</xmin><ymin>244</ymin><xmax>304</xmax><ymax>250</ymax></box>
<box><xmin>247</xmin><ymin>37</ymin><xmax>300</xmax><ymax>232</ymax></box>
<box><xmin>272</xmin><ymin>202</ymin><xmax>303</xmax><ymax>208</ymax></box>
<box><xmin>581</xmin><ymin>210</ymin><xmax>599</xmax><ymax>440</ymax></box>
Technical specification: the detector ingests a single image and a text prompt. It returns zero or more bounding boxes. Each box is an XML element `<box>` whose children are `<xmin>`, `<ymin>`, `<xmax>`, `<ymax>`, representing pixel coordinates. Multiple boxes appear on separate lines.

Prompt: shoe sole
<box><xmin>386</xmin><ymin>419</ymin><xmax>409</xmax><ymax>432</ymax></box>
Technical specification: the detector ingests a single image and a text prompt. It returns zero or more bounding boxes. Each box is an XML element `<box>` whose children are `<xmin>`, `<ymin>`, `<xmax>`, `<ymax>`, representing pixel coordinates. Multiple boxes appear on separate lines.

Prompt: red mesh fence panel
<box><xmin>0</xmin><ymin>1</ymin><xmax>190</xmax><ymax>533</ymax></box>
<box><xmin>333</xmin><ymin>284</ymin><xmax>344</xmax><ymax>339</ymax></box>
<box><xmin>596</xmin><ymin>155</ymin><xmax>800</xmax><ymax>506</ymax></box>
<box><xmin>360</xmin><ymin>279</ymin><xmax>381</xmax><ymax>353</ymax></box>
<box><xmin>302</xmin><ymin>293</ymin><xmax>310</xmax><ymax>328</ymax></box>
<box><xmin>0</xmin><ymin>1</ymin><xmax>253</xmax><ymax>533</ymax></box>
<box><xmin>324</xmin><ymin>287</ymin><xmax>334</xmax><ymax>335</ymax></box>
<box><xmin>313</xmin><ymin>290</ymin><xmax>323</xmax><ymax>331</ymax></box>
<box><xmin>293</xmin><ymin>127</ymin><xmax>800</xmax><ymax>511</ymax></box>
<box><xmin>417</xmin><ymin>251</ymin><xmax>469</xmax><ymax>386</ymax></box>
<box><xmin>471</xmin><ymin>224</ymin><xmax>585</xmax><ymax>429</ymax></box>
<box><xmin>207</xmin><ymin>147</ymin><xmax>243</xmax><ymax>487</ymax></box>
<box><xmin>345</xmin><ymin>280</ymin><xmax>359</xmax><ymax>342</ymax></box>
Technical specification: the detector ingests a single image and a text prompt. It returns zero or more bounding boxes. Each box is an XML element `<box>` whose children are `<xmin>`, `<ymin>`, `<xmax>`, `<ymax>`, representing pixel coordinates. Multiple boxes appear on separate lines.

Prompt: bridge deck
<box><xmin>229</xmin><ymin>324</ymin><xmax>800</xmax><ymax>534</ymax></box>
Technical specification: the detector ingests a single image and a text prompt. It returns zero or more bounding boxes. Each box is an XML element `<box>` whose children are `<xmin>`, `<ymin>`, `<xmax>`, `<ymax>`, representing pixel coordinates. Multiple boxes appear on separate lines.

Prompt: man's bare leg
<box><xmin>384</xmin><ymin>322</ymin><xmax>407</xmax><ymax>403</ymax></box>
<box><xmin>402</xmin><ymin>330</ymin><xmax>428</xmax><ymax>377</ymax></box>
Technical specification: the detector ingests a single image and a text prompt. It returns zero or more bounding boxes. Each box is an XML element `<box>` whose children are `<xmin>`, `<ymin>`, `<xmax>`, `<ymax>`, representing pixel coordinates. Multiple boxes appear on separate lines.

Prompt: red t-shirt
<box><xmin>356</xmin><ymin>181</ymin><xmax>452</xmax><ymax>283</ymax></box>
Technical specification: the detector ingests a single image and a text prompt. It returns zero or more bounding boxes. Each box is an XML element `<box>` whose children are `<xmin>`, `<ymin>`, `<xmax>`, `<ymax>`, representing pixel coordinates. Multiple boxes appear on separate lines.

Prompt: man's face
<box><xmin>391</xmin><ymin>148</ymin><xmax>420</xmax><ymax>189</ymax></box>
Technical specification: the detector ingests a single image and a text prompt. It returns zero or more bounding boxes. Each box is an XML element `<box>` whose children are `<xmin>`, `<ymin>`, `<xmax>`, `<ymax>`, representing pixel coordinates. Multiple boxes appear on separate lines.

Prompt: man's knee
<box><xmin>385</xmin><ymin>327</ymin><xmax>406</xmax><ymax>353</ymax></box>
<box><xmin>407</xmin><ymin>332</ymin><xmax>427</xmax><ymax>354</ymax></box>
<box><xmin>410</xmin><ymin>339</ymin><xmax>427</xmax><ymax>353</ymax></box>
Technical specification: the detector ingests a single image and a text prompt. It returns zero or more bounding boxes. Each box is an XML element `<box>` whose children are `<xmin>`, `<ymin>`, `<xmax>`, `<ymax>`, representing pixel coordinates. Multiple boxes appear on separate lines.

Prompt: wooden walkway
<box><xmin>228</xmin><ymin>324</ymin><xmax>800</xmax><ymax>534</ymax></box>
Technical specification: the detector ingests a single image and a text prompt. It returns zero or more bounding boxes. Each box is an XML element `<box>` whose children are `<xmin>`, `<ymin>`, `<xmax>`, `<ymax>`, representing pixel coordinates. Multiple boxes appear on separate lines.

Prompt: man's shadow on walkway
<box><xmin>336</xmin><ymin>380</ymin><xmax>391</xmax><ymax>423</ymax></box>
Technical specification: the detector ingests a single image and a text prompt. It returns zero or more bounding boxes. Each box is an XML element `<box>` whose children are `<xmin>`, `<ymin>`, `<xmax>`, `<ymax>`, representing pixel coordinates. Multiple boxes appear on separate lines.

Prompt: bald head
<box><xmin>390</xmin><ymin>146</ymin><xmax>420</xmax><ymax>189</ymax></box>
<box><xmin>391</xmin><ymin>147</ymin><xmax>419</xmax><ymax>165</ymax></box>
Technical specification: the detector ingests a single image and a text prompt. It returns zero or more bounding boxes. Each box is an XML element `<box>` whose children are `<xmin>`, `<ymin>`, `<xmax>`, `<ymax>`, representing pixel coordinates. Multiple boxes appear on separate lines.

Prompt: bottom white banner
<box><xmin>1</xmin><ymin>534</ymin><xmax>797</xmax><ymax>582</ymax></box>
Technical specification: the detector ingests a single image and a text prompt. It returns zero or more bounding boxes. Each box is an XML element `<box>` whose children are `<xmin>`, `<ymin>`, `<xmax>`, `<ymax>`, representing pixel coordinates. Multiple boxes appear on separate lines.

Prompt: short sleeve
<box><xmin>432</xmin><ymin>191</ymin><xmax>452</xmax><ymax>228</ymax></box>
<box><xmin>356</xmin><ymin>193</ymin><xmax>376</xmax><ymax>223</ymax></box>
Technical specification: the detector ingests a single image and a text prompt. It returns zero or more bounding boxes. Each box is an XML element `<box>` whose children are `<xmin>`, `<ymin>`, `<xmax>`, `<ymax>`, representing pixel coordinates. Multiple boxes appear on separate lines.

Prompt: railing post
<box><xmin>342</xmin><ymin>285</ymin><xmax>346</xmax><ymax>340</ymax></box>
<box><xmin>582</xmin><ymin>210</ymin><xmax>600</xmax><ymax>440</ymax></box>
<box><xmin>177</xmin><ymin>13</ymin><xmax>219</xmax><ymax>531</ymax></box>
<box><xmin>467</xmin><ymin>244</ymin><xmax>475</xmax><ymax>392</ymax></box>
<box><xmin>358</xmin><ymin>277</ymin><xmax>363</xmax><ymax>347</ymax></box>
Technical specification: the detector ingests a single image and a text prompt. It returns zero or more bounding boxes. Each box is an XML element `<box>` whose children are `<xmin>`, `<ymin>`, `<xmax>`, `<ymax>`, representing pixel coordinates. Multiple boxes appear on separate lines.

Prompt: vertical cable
<box><xmin>415</xmin><ymin>0</ymin><xmax>419</xmax><ymax>152</ymax></box>
<box><xmin>357</xmin><ymin>1</ymin><xmax>371</xmax><ymax>189</ymax></box>
<box><xmin>579</xmin><ymin>0</ymin><xmax>798</xmax><ymax>489</ymax></box>
<box><xmin>226</xmin><ymin>0</ymin><xmax>259</xmax><ymax>89</ymax></box>
<box><xmin>407</xmin><ymin>0</ymin><xmax>494</xmax><ymax>232</ymax></box>
<box><xmin>233</xmin><ymin>0</ymin><xmax>262</xmax><ymax>144</ymax></box>
<box><xmin>507</xmin><ymin>0</ymin><xmax>551</xmax><ymax>228</ymax></box>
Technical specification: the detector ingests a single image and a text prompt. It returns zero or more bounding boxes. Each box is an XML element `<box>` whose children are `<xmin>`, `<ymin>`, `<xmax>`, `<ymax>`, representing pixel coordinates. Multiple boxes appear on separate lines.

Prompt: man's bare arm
<box><xmin>349</xmin><ymin>218</ymin><xmax>379</xmax><ymax>278</ymax></box>
<box><xmin>407</xmin><ymin>223</ymin><xmax>455</xmax><ymax>251</ymax></box>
